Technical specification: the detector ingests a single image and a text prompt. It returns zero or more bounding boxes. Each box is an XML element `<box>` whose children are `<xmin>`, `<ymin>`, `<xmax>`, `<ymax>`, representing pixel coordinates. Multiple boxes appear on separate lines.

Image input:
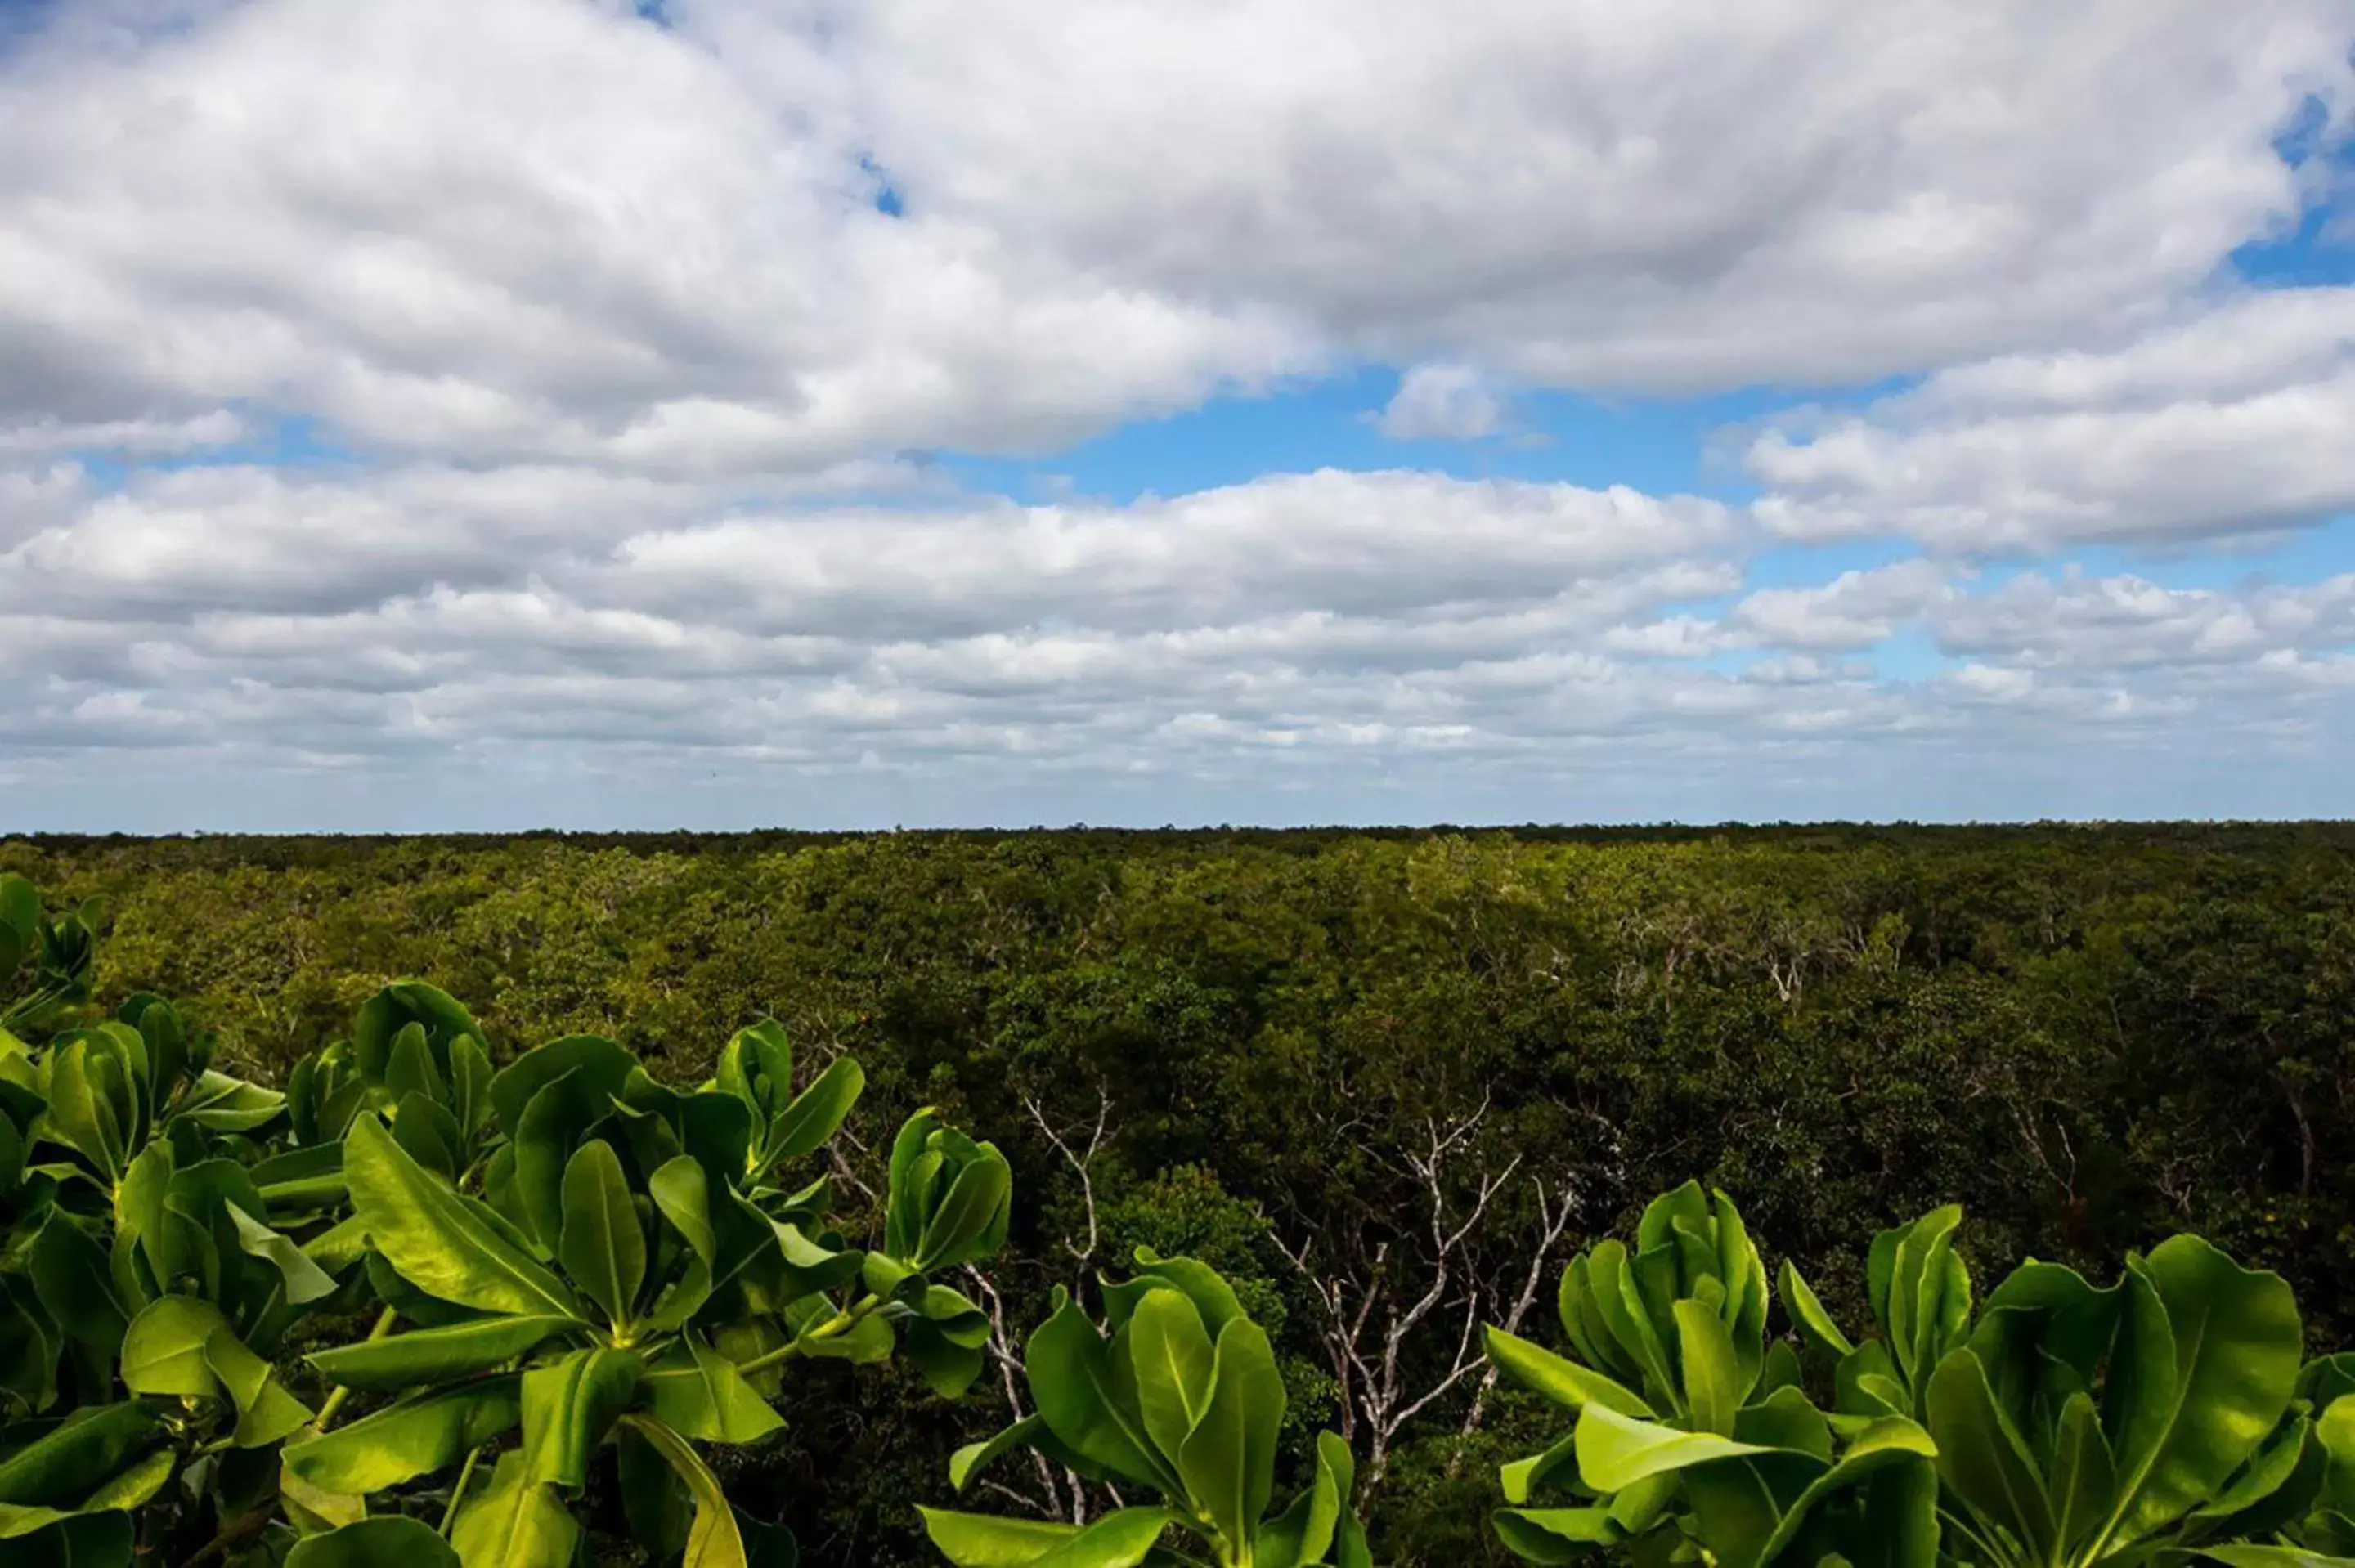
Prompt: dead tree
<box><xmin>1272</xmin><ymin>1092</ymin><xmax>1594</xmax><ymax>1491</ymax></box>
<box><xmin>948</xmin><ymin>1086</ymin><xmax>1119</xmax><ymax>1526</ymax></box>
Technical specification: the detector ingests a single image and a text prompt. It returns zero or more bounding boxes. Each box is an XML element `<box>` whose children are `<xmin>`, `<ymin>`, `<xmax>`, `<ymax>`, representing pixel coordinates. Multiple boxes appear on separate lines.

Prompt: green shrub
<box><xmin>1486</xmin><ymin>1180</ymin><xmax>2355</xmax><ymax>1568</ymax></box>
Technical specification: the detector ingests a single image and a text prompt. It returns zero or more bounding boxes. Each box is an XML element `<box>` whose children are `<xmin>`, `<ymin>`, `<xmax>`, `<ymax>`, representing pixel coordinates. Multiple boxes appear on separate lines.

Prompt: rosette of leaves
<box><xmin>922</xmin><ymin>1251</ymin><xmax>1373</xmax><ymax>1568</ymax></box>
<box><xmin>287</xmin><ymin>1031</ymin><xmax>1012</xmax><ymax>1568</ymax></box>
<box><xmin>1778</xmin><ymin>1202</ymin><xmax>2348</xmax><ymax>1568</ymax></box>
<box><xmin>1777</xmin><ymin>1205</ymin><xmax>1971</xmax><ymax>1424</ymax></box>
<box><xmin>706</xmin><ymin>1020</ymin><xmax>864</xmax><ymax>1192</ymax></box>
<box><xmin>0</xmin><ymin>875</ymin><xmax>97</xmax><ymax>1040</ymax></box>
<box><xmin>0</xmin><ymin>1137</ymin><xmax>341</xmax><ymax>1567</ymax></box>
<box><xmin>276</xmin><ymin>983</ymin><xmax>498</xmax><ymax>1216</ymax></box>
<box><xmin>1482</xmin><ymin>1182</ymin><xmax>1832</xmax><ymax>1562</ymax></box>
<box><xmin>32</xmin><ymin>996</ymin><xmax>285</xmax><ymax>1199</ymax></box>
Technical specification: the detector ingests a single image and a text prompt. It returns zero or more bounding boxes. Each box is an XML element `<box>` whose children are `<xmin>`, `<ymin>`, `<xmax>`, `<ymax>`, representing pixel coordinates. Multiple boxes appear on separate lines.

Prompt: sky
<box><xmin>2</xmin><ymin>1</ymin><xmax>2353</xmax><ymax>831</ymax></box>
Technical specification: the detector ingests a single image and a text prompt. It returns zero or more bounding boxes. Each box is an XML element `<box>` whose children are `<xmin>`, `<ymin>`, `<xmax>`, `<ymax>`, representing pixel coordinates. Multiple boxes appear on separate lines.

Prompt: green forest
<box><xmin>2</xmin><ymin>823</ymin><xmax>2351</xmax><ymax>1566</ymax></box>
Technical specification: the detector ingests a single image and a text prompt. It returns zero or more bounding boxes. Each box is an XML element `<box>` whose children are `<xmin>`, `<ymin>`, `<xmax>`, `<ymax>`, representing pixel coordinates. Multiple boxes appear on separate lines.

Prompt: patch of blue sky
<box><xmin>934</xmin><ymin>364</ymin><xmax>1920</xmax><ymax>510</ymax></box>
<box><xmin>68</xmin><ymin>412</ymin><xmax>361</xmax><ymax>490</ymax></box>
<box><xmin>2228</xmin><ymin>92</ymin><xmax>2353</xmax><ymax>286</ymax></box>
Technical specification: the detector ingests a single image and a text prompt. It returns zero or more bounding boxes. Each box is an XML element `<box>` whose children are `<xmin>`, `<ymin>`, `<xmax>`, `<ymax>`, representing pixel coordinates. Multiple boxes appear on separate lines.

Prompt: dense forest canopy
<box><xmin>5</xmin><ymin>823</ymin><xmax>2349</xmax><ymax>1563</ymax></box>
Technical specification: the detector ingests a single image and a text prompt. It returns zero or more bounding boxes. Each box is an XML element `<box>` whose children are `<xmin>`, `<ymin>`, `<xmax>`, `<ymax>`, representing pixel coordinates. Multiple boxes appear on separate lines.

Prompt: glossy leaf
<box><xmin>345</xmin><ymin>1114</ymin><xmax>581</xmax><ymax>1319</ymax></box>
<box><xmin>559</xmin><ymin>1140</ymin><xmax>646</xmax><ymax>1330</ymax></box>
<box><xmin>451</xmin><ymin>1451</ymin><xmax>580</xmax><ymax>1568</ymax></box>
<box><xmin>285</xmin><ymin>1516</ymin><xmax>460</xmax><ymax>1568</ymax></box>
<box><xmin>308</xmin><ymin>1316</ymin><xmax>583</xmax><ymax>1391</ymax></box>
<box><xmin>283</xmin><ymin>1378</ymin><xmax>523</xmax><ymax>1494</ymax></box>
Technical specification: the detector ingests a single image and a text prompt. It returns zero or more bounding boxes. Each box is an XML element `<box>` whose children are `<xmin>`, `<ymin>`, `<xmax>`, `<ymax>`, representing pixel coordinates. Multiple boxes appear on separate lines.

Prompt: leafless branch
<box><xmin>1025</xmin><ymin>1086</ymin><xmax>1110</xmax><ymax>1267</ymax></box>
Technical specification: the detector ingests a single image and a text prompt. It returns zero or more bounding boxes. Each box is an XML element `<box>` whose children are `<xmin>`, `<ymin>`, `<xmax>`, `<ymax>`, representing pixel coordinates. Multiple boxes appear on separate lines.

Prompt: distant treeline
<box><xmin>7</xmin><ymin>824</ymin><xmax>2350</xmax><ymax>1563</ymax></box>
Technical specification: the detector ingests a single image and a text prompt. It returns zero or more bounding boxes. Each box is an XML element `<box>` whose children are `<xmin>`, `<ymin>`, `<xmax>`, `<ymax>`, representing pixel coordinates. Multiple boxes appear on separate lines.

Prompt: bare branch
<box><xmin>1026</xmin><ymin>1086</ymin><xmax>1110</xmax><ymax>1267</ymax></box>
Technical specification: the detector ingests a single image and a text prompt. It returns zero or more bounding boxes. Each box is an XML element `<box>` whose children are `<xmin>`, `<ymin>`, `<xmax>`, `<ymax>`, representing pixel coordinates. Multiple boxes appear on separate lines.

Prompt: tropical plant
<box><xmin>922</xmin><ymin>1248</ymin><xmax>1374</xmax><ymax>1568</ymax></box>
<box><xmin>1485</xmin><ymin>1183</ymin><xmax>2355</xmax><ymax>1568</ymax></box>
<box><xmin>0</xmin><ymin>875</ymin><xmax>1020</xmax><ymax>1568</ymax></box>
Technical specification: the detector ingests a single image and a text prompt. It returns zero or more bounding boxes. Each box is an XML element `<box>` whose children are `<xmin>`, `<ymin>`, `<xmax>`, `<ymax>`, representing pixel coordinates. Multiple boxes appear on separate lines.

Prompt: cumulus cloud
<box><xmin>0</xmin><ymin>454</ymin><xmax>2347</xmax><ymax>826</ymax></box>
<box><xmin>1375</xmin><ymin>365</ymin><xmax>1507</xmax><ymax>441</ymax></box>
<box><xmin>2</xmin><ymin>0</ymin><xmax>2348</xmax><ymax>476</ymax></box>
<box><xmin>823</xmin><ymin>0</ymin><xmax>2352</xmax><ymax>389</ymax></box>
<box><xmin>1</xmin><ymin>0</ymin><xmax>2352</xmax><ymax>823</ymax></box>
<box><xmin>1751</xmin><ymin>288</ymin><xmax>2355</xmax><ymax>551</ymax></box>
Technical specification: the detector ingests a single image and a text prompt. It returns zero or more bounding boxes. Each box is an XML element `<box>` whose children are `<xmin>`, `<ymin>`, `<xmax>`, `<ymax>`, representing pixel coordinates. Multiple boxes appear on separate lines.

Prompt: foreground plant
<box><xmin>0</xmin><ymin>876</ymin><xmax>1018</xmax><ymax>1568</ymax></box>
<box><xmin>924</xmin><ymin>1249</ymin><xmax>1373</xmax><ymax>1568</ymax></box>
<box><xmin>1485</xmin><ymin>1181</ymin><xmax>2355</xmax><ymax>1568</ymax></box>
<box><xmin>282</xmin><ymin>1018</ymin><xmax>1010</xmax><ymax>1568</ymax></box>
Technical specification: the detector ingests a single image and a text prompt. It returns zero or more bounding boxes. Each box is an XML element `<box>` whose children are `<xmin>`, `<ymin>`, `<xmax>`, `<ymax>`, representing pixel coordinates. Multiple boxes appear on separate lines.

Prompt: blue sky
<box><xmin>2</xmin><ymin>1</ymin><xmax>2353</xmax><ymax>831</ymax></box>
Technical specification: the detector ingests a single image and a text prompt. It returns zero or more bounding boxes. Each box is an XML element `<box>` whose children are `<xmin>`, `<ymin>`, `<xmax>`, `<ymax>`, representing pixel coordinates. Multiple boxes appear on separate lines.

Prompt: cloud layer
<box><xmin>0</xmin><ymin>0</ymin><xmax>2351</xmax><ymax>825</ymax></box>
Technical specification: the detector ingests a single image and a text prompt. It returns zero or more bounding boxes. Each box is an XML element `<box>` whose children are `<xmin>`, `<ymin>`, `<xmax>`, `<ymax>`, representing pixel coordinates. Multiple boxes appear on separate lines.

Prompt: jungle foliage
<box><xmin>2</xmin><ymin>823</ymin><xmax>2350</xmax><ymax>1563</ymax></box>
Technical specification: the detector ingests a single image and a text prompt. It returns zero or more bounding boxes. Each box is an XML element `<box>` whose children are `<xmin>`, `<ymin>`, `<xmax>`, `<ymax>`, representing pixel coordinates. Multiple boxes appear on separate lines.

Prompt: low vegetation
<box><xmin>2</xmin><ymin>824</ymin><xmax>2348</xmax><ymax>1563</ymax></box>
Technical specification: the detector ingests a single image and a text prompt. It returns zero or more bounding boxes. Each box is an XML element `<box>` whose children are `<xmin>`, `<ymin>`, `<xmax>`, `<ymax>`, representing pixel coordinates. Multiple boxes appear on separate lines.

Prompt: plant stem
<box><xmin>735</xmin><ymin>1292</ymin><xmax>883</xmax><ymax>1376</ymax></box>
<box><xmin>183</xmin><ymin>1491</ymin><xmax>280</xmax><ymax>1568</ymax></box>
<box><xmin>311</xmin><ymin>1304</ymin><xmax>397</xmax><ymax>1433</ymax></box>
<box><xmin>440</xmin><ymin>1445</ymin><xmax>485</xmax><ymax>1536</ymax></box>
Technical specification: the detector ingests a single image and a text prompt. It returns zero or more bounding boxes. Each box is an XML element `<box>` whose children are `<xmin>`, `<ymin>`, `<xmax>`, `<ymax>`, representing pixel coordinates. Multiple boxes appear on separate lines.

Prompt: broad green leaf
<box><xmin>285</xmin><ymin>1516</ymin><xmax>459</xmax><ymax>1568</ymax></box>
<box><xmin>1501</xmin><ymin>1433</ymin><xmax>1580</xmax><ymax>1505</ymax></box>
<box><xmin>521</xmin><ymin>1346</ymin><xmax>644</xmax><ymax>1488</ymax></box>
<box><xmin>2048</xmin><ymin>1391</ymin><xmax>2118</xmax><ymax>1554</ymax></box>
<box><xmin>345</xmin><ymin>1115</ymin><xmax>581</xmax><ymax>1319</ymax></box>
<box><xmin>392</xmin><ymin>1092</ymin><xmax>461</xmax><ymax>1182</ymax></box>
<box><xmin>917</xmin><ymin>1147</ymin><xmax>1012</xmax><ymax>1270</ymax></box>
<box><xmin>287</xmin><ymin>1516</ymin><xmax>456</xmax><ymax>1563</ymax></box>
<box><xmin>1781</xmin><ymin>1261</ymin><xmax>1857</xmax><ymax>1362</ymax></box>
<box><xmin>1492</xmin><ymin>1507</ymin><xmax>1621</xmax><ymax>1564</ymax></box>
<box><xmin>1026</xmin><ymin>1288</ymin><xmax>1173</xmax><ymax>1492</ymax></box>
<box><xmin>1747</xmin><ymin>1419</ymin><xmax>1939</xmax><ymax>1568</ymax></box>
<box><xmin>384</xmin><ymin>1024</ymin><xmax>447</xmax><ymax>1107</ymax></box>
<box><xmin>451</xmin><ymin>1451</ymin><xmax>580</xmax><ymax>1568</ymax></box>
<box><xmin>119</xmin><ymin>1295</ymin><xmax>221</xmax><ymax>1396</ymax></box>
<box><xmin>1925</xmin><ymin>1347</ymin><xmax>2057</xmax><ymax>1563</ymax></box>
<box><xmin>309</xmin><ymin>1316</ymin><xmax>583</xmax><ymax>1391</ymax></box>
<box><xmin>0</xmin><ymin>1404</ymin><xmax>159</xmax><ymax>1507</ymax></box>
<box><xmin>41</xmin><ymin>1040</ymin><xmax>123</xmax><ymax>1186</ymax></box>
<box><xmin>916</xmin><ymin>1506</ymin><xmax>1175</xmax><ymax>1568</ymax></box>
<box><xmin>621</xmin><ymin>1415</ymin><xmax>751</xmax><ymax>1568</ymax></box>
<box><xmin>513</xmin><ymin>1069</ymin><xmax>611</xmax><ymax>1252</ymax></box>
<box><xmin>489</xmin><ymin>1036</ymin><xmax>638</xmax><ymax>1142</ymax></box>
<box><xmin>1735</xmin><ymin>1385</ymin><xmax>1835</xmax><ymax>1461</ymax></box>
<box><xmin>173</xmin><ymin>1072</ymin><xmax>286</xmax><ymax>1133</ymax></box>
<box><xmin>951</xmin><ymin>1415</ymin><xmax>1049</xmax><ymax>1494</ymax></box>
<box><xmin>645</xmin><ymin>1337</ymin><xmax>786</xmax><ymax>1444</ymax></box>
<box><xmin>78</xmin><ymin>1448</ymin><xmax>173</xmax><ymax>1512</ymax></box>
<box><xmin>1106</xmin><ymin>1251</ymin><xmax>1249</xmax><ymax>1340</ymax></box>
<box><xmin>27</xmin><ymin>1215</ymin><xmax>128</xmax><ymax>1355</ymax></box>
<box><xmin>617</xmin><ymin>1427</ymin><xmax>694</xmax><ymax>1563</ymax></box>
<box><xmin>284</xmin><ymin>1378</ymin><xmax>523</xmax><ymax>1494</ymax></box>
<box><xmin>1128</xmin><ymin>1288</ymin><xmax>1215</xmax><ymax>1465</ymax></box>
<box><xmin>766</xmin><ymin>1057</ymin><xmax>864</xmax><ymax>1164</ymax></box>
<box><xmin>1483</xmin><ymin>1327</ymin><xmax>1653</xmax><ymax>1418</ymax></box>
<box><xmin>559</xmin><ymin>1140</ymin><xmax>646</xmax><ymax>1330</ymax></box>
<box><xmin>1573</xmin><ymin>1403</ymin><xmax>1775</xmax><ymax>1493</ymax></box>
<box><xmin>1261</xmin><ymin>1430</ymin><xmax>1348</xmax><ymax>1568</ymax></box>
<box><xmin>650</xmin><ymin>1156</ymin><xmax>717</xmax><ymax>1262</ymax></box>
<box><xmin>2101</xmin><ymin>1236</ymin><xmax>2301</xmax><ymax>1548</ymax></box>
<box><xmin>884</xmin><ymin>1110</ymin><xmax>940</xmax><ymax>1259</ymax></box>
<box><xmin>1675</xmin><ymin>1298</ymin><xmax>1743</xmax><ymax>1436</ymax></box>
<box><xmin>204</xmin><ymin>1318</ymin><xmax>314</xmax><ymax>1445</ymax></box>
<box><xmin>1178</xmin><ymin>1316</ymin><xmax>1283</xmax><ymax>1552</ymax></box>
<box><xmin>227</xmin><ymin>1203</ymin><xmax>339</xmax><ymax>1304</ymax></box>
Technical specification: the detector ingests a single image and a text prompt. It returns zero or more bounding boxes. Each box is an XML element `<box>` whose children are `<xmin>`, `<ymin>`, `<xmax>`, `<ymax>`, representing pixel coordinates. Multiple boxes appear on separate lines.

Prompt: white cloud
<box><xmin>1</xmin><ymin>0</ymin><xmax>2346</xmax><ymax>480</ymax></box>
<box><xmin>1752</xmin><ymin>288</ymin><xmax>2355</xmax><ymax>551</ymax></box>
<box><xmin>0</xmin><ymin>456</ymin><xmax>2347</xmax><ymax>826</ymax></box>
<box><xmin>822</xmin><ymin>0</ymin><xmax>2352</xmax><ymax>389</ymax></box>
<box><xmin>1375</xmin><ymin>365</ymin><xmax>1507</xmax><ymax>441</ymax></box>
<box><xmin>2</xmin><ymin>0</ymin><xmax>2353</xmax><ymax>823</ymax></box>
